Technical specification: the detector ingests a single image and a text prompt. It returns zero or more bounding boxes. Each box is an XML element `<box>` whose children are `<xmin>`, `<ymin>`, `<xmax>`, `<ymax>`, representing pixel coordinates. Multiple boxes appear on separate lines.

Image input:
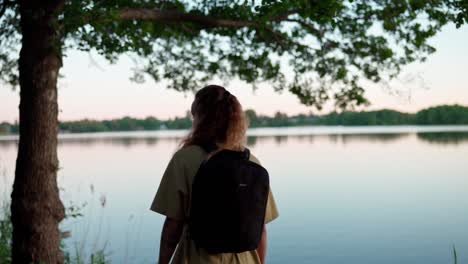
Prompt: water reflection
<box><xmin>326</xmin><ymin>133</ymin><xmax>410</xmax><ymax>145</ymax></box>
<box><xmin>57</xmin><ymin>136</ymin><xmax>169</xmax><ymax>147</ymax></box>
<box><xmin>3</xmin><ymin>131</ymin><xmax>468</xmax><ymax>149</ymax></box>
<box><xmin>0</xmin><ymin>140</ymin><xmax>17</xmax><ymax>149</ymax></box>
<box><xmin>0</xmin><ymin>127</ymin><xmax>467</xmax><ymax>263</ymax></box>
<box><xmin>247</xmin><ymin>133</ymin><xmax>412</xmax><ymax>147</ymax></box>
<box><xmin>417</xmin><ymin>132</ymin><xmax>468</xmax><ymax>145</ymax></box>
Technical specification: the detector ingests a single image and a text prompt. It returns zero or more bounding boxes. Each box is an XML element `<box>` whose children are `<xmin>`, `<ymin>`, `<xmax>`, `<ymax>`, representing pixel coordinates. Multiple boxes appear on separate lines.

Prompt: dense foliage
<box><xmin>1</xmin><ymin>0</ymin><xmax>467</xmax><ymax>109</ymax></box>
<box><xmin>2</xmin><ymin>105</ymin><xmax>467</xmax><ymax>134</ymax></box>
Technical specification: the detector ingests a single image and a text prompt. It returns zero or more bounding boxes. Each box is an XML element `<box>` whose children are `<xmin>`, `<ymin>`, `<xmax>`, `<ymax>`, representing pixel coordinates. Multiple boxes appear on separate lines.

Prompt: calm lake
<box><xmin>1</xmin><ymin>126</ymin><xmax>468</xmax><ymax>264</ymax></box>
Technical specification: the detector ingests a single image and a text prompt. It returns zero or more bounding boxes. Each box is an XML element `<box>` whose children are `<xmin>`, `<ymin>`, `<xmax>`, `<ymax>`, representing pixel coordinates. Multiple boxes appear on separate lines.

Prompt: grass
<box><xmin>0</xmin><ymin>164</ymin><xmax>111</xmax><ymax>264</ymax></box>
<box><xmin>0</xmin><ymin>196</ymin><xmax>12</xmax><ymax>263</ymax></box>
<box><xmin>64</xmin><ymin>245</ymin><xmax>110</xmax><ymax>264</ymax></box>
<box><xmin>0</xmin><ymin>199</ymin><xmax>111</xmax><ymax>264</ymax></box>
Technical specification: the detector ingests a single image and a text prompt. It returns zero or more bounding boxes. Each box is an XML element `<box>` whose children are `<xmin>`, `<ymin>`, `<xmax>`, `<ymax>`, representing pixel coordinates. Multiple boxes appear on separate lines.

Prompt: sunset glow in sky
<box><xmin>1</xmin><ymin>24</ymin><xmax>467</xmax><ymax>123</ymax></box>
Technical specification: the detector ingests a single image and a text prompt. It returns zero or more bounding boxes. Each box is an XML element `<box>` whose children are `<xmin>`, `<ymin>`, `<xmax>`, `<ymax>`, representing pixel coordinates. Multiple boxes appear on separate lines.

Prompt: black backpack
<box><xmin>189</xmin><ymin>144</ymin><xmax>270</xmax><ymax>254</ymax></box>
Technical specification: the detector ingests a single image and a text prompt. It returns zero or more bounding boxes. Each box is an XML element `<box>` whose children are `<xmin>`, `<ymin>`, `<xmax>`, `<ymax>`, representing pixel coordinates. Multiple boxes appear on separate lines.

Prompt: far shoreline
<box><xmin>2</xmin><ymin>105</ymin><xmax>468</xmax><ymax>135</ymax></box>
<box><xmin>2</xmin><ymin>125</ymin><xmax>468</xmax><ymax>141</ymax></box>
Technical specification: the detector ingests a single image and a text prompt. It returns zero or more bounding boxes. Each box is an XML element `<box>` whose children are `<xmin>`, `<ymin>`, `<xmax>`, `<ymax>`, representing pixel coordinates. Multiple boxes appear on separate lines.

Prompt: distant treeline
<box><xmin>247</xmin><ymin>105</ymin><xmax>468</xmax><ymax>127</ymax></box>
<box><xmin>1</xmin><ymin>105</ymin><xmax>467</xmax><ymax>134</ymax></box>
<box><xmin>315</xmin><ymin>105</ymin><xmax>468</xmax><ymax>126</ymax></box>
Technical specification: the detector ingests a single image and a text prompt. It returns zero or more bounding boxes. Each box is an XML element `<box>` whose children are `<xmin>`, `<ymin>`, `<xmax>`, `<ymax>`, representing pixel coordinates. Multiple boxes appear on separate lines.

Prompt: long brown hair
<box><xmin>181</xmin><ymin>85</ymin><xmax>247</xmax><ymax>151</ymax></box>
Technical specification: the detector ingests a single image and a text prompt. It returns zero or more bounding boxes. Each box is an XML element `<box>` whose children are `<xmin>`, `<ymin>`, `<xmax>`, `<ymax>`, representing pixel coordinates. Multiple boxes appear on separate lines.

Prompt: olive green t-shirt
<box><xmin>150</xmin><ymin>145</ymin><xmax>279</xmax><ymax>264</ymax></box>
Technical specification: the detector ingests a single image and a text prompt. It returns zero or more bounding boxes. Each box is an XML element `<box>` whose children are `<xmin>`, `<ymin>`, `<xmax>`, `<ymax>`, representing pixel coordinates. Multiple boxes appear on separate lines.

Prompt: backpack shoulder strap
<box><xmin>198</xmin><ymin>142</ymin><xmax>218</xmax><ymax>154</ymax></box>
<box><xmin>197</xmin><ymin>142</ymin><xmax>219</xmax><ymax>166</ymax></box>
<box><xmin>243</xmin><ymin>147</ymin><xmax>250</xmax><ymax>160</ymax></box>
<box><xmin>199</xmin><ymin>144</ymin><xmax>250</xmax><ymax>162</ymax></box>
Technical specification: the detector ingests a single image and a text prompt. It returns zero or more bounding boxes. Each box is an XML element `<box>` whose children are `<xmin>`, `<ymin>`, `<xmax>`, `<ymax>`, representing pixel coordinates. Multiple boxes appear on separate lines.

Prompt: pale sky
<box><xmin>1</xmin><ymin>24</ymin><xmax>467</xmax><ymax>123</ymax></box>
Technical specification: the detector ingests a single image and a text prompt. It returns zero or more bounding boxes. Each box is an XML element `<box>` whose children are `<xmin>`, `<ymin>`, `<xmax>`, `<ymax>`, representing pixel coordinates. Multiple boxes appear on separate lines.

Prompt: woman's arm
<box><xmin>257</xmin><ymin>225</ymin><xmax>267</xmax><ymax>264</ymax></box>
<box><xmin>158</xmin><ymin>217</ymin><xmax>184</xmax><ymax>264</ymax></box>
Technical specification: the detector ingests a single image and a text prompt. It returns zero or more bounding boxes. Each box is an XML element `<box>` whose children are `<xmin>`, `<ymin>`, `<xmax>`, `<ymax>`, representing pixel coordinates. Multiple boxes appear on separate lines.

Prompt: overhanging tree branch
<box><xmin>69</xmin><ymin>2</ymin><xmax>467</xmax><ymax>109</ymax></box>
<box><xmin>117</xmin><ymin>8</ymin><xmax>258</xmax><ymax>28</ymax></box>
<box><xmin>0</xmin><ymin>0</ymin><xmax>14</xmax><ymax>18</ymax></box>
<box><xmin>269</xmin><ymin>8</ymin><xmax>301</xmax><ymax>22</ymax></box>
<box><xmin>285</xmin><ymin>18</ymin><xmax>324</xmax><ymax>38</ymax></box>
<box><xmin>116</xmin><ymin>7</ymin><xmax>305</xmax><ymax>29</ymax></box>
<box><xmin>114</xmin><ymin>8</ymin><xmax>298</xmax><ymax>50</ymax></box>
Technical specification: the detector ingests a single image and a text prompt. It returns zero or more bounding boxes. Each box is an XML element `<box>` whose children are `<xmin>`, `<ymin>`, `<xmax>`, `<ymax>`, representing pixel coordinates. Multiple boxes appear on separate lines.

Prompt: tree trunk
<box><xmin>11</xmin><ymin>0</ymin><xmax>65</xmax><ymax>263</ymax></box>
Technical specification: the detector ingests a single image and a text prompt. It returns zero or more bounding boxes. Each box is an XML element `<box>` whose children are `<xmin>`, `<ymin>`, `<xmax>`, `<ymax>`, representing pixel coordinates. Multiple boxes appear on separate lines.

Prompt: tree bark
<box><xmin>11</xmin><ymin>0</ymin><xmax>65</xmax><ymax>263</ymax></box>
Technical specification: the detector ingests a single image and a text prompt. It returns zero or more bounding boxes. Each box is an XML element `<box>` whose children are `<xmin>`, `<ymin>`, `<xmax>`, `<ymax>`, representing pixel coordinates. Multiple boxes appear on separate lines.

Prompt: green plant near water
<box><xmin>0</xmin><ymin>199</ymin><xmax>111</xmax><ymax>264</ymax></box>
<box><xmin>64</xmin><ymin>245</ymin><xmax>110</xmax><ymax>264</ymax></box>
<box><xmin>1</xmin><ymin>162</ymin><xmax>112</xmax><ymax>264</ymax></box>
<box><xmin>454</xmin><ymin>245</ymin><xmax>458</xmax><ymax>264</ymax></box>
<box><xmin>0</xmin><ymin>183</ymin><xmax>110</xmax><ymax>264</ymax></box>
<box><xmin>0</xmin><ymin>197</ymin><xmax>12</xmax><ymax>263</ymax></box>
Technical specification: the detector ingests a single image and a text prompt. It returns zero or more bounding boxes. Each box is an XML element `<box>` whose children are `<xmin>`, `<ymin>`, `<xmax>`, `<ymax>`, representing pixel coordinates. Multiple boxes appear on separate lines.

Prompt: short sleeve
<box><xmin>150</xmin><ymin>153</ymin><xmax>189</xmax><ymax>220</ymax></box>
<box><xmin>264</xmin><ymin>189</ymin><xmax>279</xmax><ymax>224</ymax></box>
